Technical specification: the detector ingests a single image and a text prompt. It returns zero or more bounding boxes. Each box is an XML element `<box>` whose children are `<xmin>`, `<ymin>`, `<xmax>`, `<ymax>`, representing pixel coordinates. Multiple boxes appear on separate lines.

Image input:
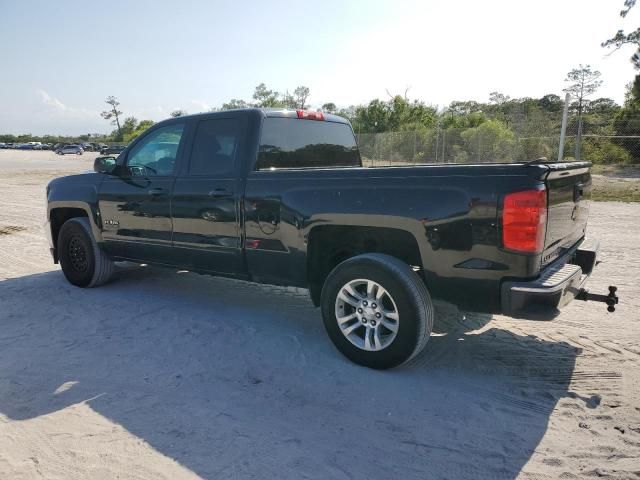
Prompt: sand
<box><xmin>0</xmin><ymin>150</ymin><xmax>639</xmax><ymax>479</ymax></box>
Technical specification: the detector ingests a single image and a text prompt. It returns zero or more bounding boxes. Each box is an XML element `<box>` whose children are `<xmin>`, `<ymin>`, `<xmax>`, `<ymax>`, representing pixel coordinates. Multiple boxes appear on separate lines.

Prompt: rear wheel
<box><xmin>58</xmin><ymin>217</ymin><xmax>114</xmax><ymax>287</ymax></box>
<box><xmin>320</xmin><ymin>253</ymin><xmax>433</xmax><ymax>369</ymax></box>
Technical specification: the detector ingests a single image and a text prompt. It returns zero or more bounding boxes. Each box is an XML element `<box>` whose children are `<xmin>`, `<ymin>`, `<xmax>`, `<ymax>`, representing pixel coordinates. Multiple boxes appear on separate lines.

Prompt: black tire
<box><xmin>58</xmin><ymin>217</ymin><xmax>114</xmax><ymax>288</ymax></box>
<box><xmin>320</xmin><ymin>253</ymin><xmax>433</xmax><ymax>369</ymax></box>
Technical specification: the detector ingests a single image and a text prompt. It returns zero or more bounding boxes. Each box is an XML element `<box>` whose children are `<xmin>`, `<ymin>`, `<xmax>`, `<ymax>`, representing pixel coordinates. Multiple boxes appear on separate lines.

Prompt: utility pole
<box><xmin>576</xmin><ymin>82</ymin><xmax>584</xmax><ymax>161</ymax></box>
<box><xmin>558</xmin><ymin>93</ymin><xmax>570</xmax><ymax>162</ymax></box>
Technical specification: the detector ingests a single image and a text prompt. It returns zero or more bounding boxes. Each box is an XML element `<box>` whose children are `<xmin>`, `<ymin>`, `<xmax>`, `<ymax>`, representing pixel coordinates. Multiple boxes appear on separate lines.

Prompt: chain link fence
<box><xmin>356</xmin><ymin>130</ymin><xmax>640</xmax><ymax>166</ymax></box>
<box><xmin>354</xmin><ymin>106</ymin><xmax>640</xmax><ymax>166</ymax></box>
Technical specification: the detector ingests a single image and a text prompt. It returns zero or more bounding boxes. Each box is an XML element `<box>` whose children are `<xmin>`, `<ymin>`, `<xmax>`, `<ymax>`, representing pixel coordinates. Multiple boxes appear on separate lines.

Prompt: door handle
<box><xmin>208</xmin><ymin>188</ymin><xmax>232</xmax><ymax>198</ymax></box>
<box><xmin>148</xmin><ymin>187</ymin><xmax>168</xmax><ymax>196</ymax></box>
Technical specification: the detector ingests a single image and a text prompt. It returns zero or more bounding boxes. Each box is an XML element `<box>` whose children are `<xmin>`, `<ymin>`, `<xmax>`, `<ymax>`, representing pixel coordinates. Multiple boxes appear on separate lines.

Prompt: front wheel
<box><xmin>320</xmin><ymin>253</ymin><xmax>433</xmax><ymax>369</ymax></box>
<box><xmin>58</xmin><ymin>217</ymin><xmax>114</xmax><ymax>287</ymax></box>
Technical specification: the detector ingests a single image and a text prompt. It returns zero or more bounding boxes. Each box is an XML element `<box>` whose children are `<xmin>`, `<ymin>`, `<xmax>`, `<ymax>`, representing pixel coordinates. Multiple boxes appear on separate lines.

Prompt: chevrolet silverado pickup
<box><xmin>45</xmin><ymin>108</ymin><xmax>616</xmax><ymax>369</ymax></box>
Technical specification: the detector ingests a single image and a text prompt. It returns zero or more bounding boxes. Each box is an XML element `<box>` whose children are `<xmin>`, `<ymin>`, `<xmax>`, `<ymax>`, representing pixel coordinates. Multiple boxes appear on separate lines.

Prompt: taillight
<box><xmin>502</xmin><ymin>188</ymin><xmax>547</xmax><ymax>253</ymax></box>
<box><xmin>296</xmin><ymin>109</ymin><xmax>324</xmax><ymax>121</ymax></box>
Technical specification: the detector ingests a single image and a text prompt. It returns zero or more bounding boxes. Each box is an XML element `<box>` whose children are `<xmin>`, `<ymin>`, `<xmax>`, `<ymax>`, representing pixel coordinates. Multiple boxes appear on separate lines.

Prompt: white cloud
<box><xmin>36</xmin><ymin>89</ymin><xmax>95</xmax><ymax>118</ymax></box>
<box><xmin>36</xmin><ymin>89</ymin><xmax>67</xmax><ymax>110</ymax></box>
<box><xmin>190</xmin><ymin>100</ymin><xmax>211</xmax><ymax>112</ymax></box>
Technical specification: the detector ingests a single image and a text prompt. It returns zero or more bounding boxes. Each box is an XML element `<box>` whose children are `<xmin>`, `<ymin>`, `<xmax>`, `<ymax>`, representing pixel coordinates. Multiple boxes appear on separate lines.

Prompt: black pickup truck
<box><xmin>46</xmin><ymin>108</ymin><xmax>616</xmax><ymax>369</ymax></box>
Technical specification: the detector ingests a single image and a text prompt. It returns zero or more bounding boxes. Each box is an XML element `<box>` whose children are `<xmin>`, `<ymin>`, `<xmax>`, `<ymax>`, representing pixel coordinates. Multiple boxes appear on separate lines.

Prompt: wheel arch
<box><xmin>306</xmin><ymin>225</ymin><xmax>424</xmax><ymax>306</ymax></box>
<box><xmin>49</xmin><ymin>202</ymin><xmax>101</xmax><ymax>258</ymax></box>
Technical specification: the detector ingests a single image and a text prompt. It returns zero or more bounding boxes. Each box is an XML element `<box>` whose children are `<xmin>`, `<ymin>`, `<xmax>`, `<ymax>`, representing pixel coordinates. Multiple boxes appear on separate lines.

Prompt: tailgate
<box><xmin>541</xmin><ymin>162</ymin><xmax>592</xmax><ymax>268</ymax></box>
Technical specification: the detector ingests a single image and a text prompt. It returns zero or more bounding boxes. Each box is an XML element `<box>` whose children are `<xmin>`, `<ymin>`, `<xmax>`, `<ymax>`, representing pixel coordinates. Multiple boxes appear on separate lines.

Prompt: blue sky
<box><xmin>0</xmin><ymin>0</ymin><xmax>637</xmax><ymax>135</ymax></box>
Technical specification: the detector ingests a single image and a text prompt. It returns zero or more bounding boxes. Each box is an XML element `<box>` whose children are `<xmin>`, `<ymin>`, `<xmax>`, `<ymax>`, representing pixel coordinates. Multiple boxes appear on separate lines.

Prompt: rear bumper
<box><xmin>501</xmin><ymin>238</ymin><xmax>598</xmax><ymax>319</ymax></box>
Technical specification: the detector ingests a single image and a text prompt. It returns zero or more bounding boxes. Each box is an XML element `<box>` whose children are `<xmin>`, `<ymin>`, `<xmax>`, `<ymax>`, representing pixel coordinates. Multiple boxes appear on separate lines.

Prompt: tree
<box><xmin>118</xmin><ymin>116</ymin><xmax>138</xmax><ymax>142</ymax></box>
<box><xmin>321</xmin><ymin>102</ymin><xmax>337</xmax><ymax>114</ymax></box>
<box><xmin>613</xmin><ymin>76</ymin><xmax>640</xmax><ymax>162</ymax></box>
<box><xmin>252</xmin><ymin>83</ymin><xmax>281</xmax><ymax>107</ymax></box>
<box><xmin>586</xmin><ymin>98</ymin><xmax>620</xmax><ymax>116</ymax></box>
<box><xmin>221</xmin><ymin>99</ymin><xmax>250</xmax><ymax>110</ymax></box>
<box><xmin>170</xmin><ymin>109</ymin><xmax>187</xmax><ymax>117</ymax></box>
<box><xmin>293</xmin><ymin>86</ymin><xmax>310</xmax><ymax>109</ymax></box>
<box><xmin>100</xmin><ymin>96</ymin><xmax>123</xmax><ymax>135</ymax></box>
<box><xmin>447</xmin><ymin>100</ymin><xmax>482</xmax><ymax>116</ymax></box>
<box><xmin>489</xmin><ymin>92</ymin><xmax>510</xmax><ymax>105</ymax></box>
<box><xmin>460</xmin><ymin>120</ymin><xmax>516</xmax><ymax>163</ymax></box>
<box><xmin>564</xmin><ymin>65</ymin><xmax>603</xmax><ymax>159</ymax></box>
<box><xmin>351</xmin><ymin>96</ymin><xmax>437</xmax><ymax>133</ymax></box>
<box><xmin>538</xmin><ymin>94</ymin><xmax>563</xmax><ymax>113</ymax></box>
<box><xmin>280</xmin><ymin>90</ymin><xmax>296</xmax><ymax>109</ymax></box>
<box><xmin>118</xmin><ymin>117</ymin><xmax>155</xmax><ymax>143</ymax></box>
<box><xmin>602</xmin><ymin>0</ymin><xmax>640</xmax><ymax>68</ymax></box>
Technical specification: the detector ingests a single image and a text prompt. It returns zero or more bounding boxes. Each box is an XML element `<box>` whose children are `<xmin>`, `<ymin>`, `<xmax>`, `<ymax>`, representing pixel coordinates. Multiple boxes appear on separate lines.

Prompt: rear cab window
<box><xmin>257</xmin><ymin>117</ymin><xmax>360</xmax><ymax>170</ymax></box>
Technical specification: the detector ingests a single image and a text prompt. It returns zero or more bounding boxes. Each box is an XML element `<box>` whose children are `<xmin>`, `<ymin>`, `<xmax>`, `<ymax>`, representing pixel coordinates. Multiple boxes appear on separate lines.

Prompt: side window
<box><xmin>188</xmin><ymin>118</ymin><xmax>240</xmax><ymax>176</ymax></box>
<box><xmin>126</xmin><ymin>123</ymin><xmax>185</xmax><ymax>176</ymax></box>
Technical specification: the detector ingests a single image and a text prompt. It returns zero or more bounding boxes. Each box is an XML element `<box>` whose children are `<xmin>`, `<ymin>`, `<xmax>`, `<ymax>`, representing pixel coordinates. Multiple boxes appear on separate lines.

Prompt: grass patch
<box><xmin>591</xmin><ymin>189</ymin><xmax>640</xmax><ymax>203</ymax></box>
<box><xmin>591</xmin><ymin>188</ymin><xmax>640</xmax><ymax>202</ymax></box>
<box><xmin>0</xmin><ymin>225</ymin><xmax>27</xmax><ymax>235</ymax></box>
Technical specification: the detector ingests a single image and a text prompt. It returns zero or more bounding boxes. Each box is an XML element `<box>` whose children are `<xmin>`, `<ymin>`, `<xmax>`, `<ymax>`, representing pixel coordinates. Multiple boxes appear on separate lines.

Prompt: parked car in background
<box><xmin>18</xmin><ymin>144</ymin><xmax>35</xmax><ymax>150</ymax></box>
<box><xmin>55</xmin><ymin>145</ymin><xmax>83</xmax><ymax>155</ymax></box>
<box><xmin>100</xmin><ymin>145</ymin><xmax>126</xmax><ymax>155</ymax></box>
<box><xmin>0</xmin><ymin>143</ymin><xmax>6</xmax><ymax>149</ymax></box>
<box><xmin>81</xmin><ymin>143</ymin><xmax>94</xmax><ymax>152</ymax></box>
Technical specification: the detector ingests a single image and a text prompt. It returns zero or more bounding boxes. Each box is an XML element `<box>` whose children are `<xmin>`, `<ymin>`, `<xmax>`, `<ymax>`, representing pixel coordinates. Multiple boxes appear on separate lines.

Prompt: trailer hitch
<box><xmin>576</xmin><ymin>286</ymin><xmax>619</xmax><ymax>313</ymax></box>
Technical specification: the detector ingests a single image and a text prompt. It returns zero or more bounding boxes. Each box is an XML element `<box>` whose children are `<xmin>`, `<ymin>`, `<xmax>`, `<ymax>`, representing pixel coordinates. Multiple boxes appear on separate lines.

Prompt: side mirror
<box><xmin>94</xmin><ymin>156</ymin><xmax>117</xmax><ymax>174</ymax></box>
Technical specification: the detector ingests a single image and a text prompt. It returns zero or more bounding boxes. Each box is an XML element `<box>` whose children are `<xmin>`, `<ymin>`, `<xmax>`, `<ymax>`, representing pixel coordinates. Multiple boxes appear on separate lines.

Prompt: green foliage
<box><xmin>442</xmin><ymin>111</ymin><xmax>486</xmax><ymax>129</ymax></box>
<box><xmin>252</xmin><ymin>83</ymin><xmax>280</xmax><ymax>107</ymax></box>
<box><xmin>582</xmin><ymin>138</ymin><xmax>632</xmax><ymax>164</ymax></box>
<box><xmin>221</xmin><ymin>98</ymin><xmax>250</xmax><ymax>110</ymax></box>
<box><xmin>117</xmin><ymin>117</ymin><xmax>154</xmax><ymax>143</ymax></box>
<box><xmin>538</xmin><ymin>94</ymin><xmax>563</xmax><ymax>113</ymax></box>
<box><xmin>5</xmin><ymin>82</ymin><xmax>638</xmax><ymax>166</ymax></box>
<box><xmin>170</xmin><ymin>110</ymin><xmax>187</xmax><ymax>117</ymax></box>
<box><xmin>613</xmin><ymin>75</ymin><xmax>640</xmax><ymax>161</ymax></box>
<box><xmin>351</xmin><ymin>96</ymin><xmax>437</xmax><ymax>133</ymax></box>
<box><xmin>602</xmin><ymin>1</ymin><xmax>640</xmax><ymax>68</ymax></box>
<box><xmin>321</xmin><ymin>102</ymin><xmax>337</xmax><ymax>114</ymax></box>
<box><xmin>220</xmin><ymin>83</ymin><xmax>312</xmax><ymax>110</ymax></box>
<box><xmin>292</xmin><ymin>86</ymin><xmax>310</xmax><ymax>109</ymax></box>
<box><xmin>459</xmin><ymin>120</ymin><xmax>516</xmax><ymax>163</ymax></box>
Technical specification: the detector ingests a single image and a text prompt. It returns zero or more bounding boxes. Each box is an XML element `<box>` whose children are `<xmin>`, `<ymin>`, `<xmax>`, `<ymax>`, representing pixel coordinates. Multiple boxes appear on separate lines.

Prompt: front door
<box><xmin>98</xmin><ymin>122</ymin><xmax>186</xmax><ymax>263</ymax></box>
<box><xmin>171</xmin><ymin>115</ymin><xmax>245</xmax><ymax>275</ymax></box>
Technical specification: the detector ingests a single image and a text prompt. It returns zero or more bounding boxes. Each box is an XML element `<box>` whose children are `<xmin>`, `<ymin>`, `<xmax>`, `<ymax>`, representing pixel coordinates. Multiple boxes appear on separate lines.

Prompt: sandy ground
<box><xmin>0</xmin><ymin>150</ymin><xmax>639</xmax><ymax>480</ymax></box>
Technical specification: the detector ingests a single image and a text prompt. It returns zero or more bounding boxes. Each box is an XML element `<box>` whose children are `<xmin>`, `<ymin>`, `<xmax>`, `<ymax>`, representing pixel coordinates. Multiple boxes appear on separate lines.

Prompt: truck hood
<box><xmin>47</xmin><ymin>172</ymin><xmax>103</xmax><ymax>189</ymax></box>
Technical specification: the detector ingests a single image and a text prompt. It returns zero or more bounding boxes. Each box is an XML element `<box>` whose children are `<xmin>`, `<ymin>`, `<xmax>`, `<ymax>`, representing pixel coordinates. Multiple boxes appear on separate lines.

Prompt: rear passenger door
<box><xmin>171</xmin><ymin>115</ymin><xmax>246</xmax><ymax>276</ymax></box>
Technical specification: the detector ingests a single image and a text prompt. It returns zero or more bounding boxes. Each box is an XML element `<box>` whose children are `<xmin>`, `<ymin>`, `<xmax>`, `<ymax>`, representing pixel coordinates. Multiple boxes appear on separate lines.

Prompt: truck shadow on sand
<box><xmin>0</xmin><ymin>267</ymin><xmax>591</xmax><ymax>479</ymax></box>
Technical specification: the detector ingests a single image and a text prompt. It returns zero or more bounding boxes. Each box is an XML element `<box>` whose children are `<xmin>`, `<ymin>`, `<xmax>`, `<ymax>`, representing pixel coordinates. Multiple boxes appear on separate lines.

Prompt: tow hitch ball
<box><xmin>576</xmin><ymin>286</ymin><xmax>619</xmax><ymax>313</ymax></box>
